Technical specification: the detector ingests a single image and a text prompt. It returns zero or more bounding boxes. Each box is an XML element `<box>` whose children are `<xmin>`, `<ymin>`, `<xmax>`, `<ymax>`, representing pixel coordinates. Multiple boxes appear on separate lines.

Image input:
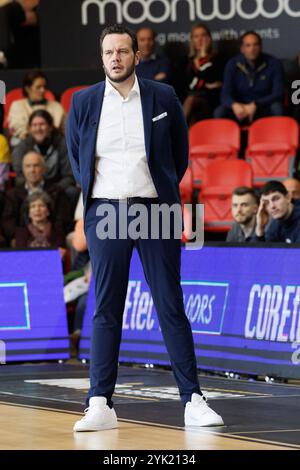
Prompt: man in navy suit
<box><xmin>67</xmin><ymin>24</ymin><xmax>223</xmax><ymax>432</ymax></box>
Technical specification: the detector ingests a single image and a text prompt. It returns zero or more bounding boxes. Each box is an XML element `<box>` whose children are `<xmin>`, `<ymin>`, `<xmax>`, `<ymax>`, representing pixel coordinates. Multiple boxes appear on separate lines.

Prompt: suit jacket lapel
<box><xmin>139</xmin><ymin>78</ymin><xmax>154</xmax><ymax>162</ymax></box>
<box><xmin>89</xmin><ymin>82</ymin><xmax>105</xmax><ymax>129</ymax></box>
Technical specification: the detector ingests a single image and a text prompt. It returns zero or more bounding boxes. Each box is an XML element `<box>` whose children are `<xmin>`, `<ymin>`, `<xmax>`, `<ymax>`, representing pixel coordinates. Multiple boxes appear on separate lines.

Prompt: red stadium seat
<box><xmin>199</xmin><ymin>159</ymin><xmax>253</xmax><ymax>232</ymax></box>
<box><xmin>60</xmin><ymin>86</ymin><xmax>88</xmax><ymax>113</ymax></box>
<box><xmin>189</xmin><ymin>119</ymin><xmax>240</xmax><ymax>190</ymax></box>
<box><xmin>4</xmin><ymin>87</ymin><xmax>56</xmax><ymax>129</ymax></box>
<box><xmin>246</xmin><ymin>117</ymin><xmax>299</xmax><ymax>187</ymax></box>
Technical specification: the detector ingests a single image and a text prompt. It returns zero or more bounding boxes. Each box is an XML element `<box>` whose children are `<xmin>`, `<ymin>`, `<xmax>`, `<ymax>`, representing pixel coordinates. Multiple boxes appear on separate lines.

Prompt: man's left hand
<box><xmin>244</xmin><ymin>102</ymin><xmax>257</xmax><ymax>122</ymax></box>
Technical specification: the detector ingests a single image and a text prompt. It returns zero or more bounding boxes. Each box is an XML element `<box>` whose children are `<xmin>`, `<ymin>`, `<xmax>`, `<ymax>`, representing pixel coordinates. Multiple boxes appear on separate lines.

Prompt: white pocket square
<box><xmin>152</xmin><ymin>112</ymin><xmax>168</xmax><ymax>122</ymax></box>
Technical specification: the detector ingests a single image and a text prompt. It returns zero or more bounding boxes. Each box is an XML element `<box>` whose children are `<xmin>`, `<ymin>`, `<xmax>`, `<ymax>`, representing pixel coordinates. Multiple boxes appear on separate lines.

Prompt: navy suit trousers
<box><xmin>84</xmin><ymin>199</ymin><xmax>201</xmax><ymax>407</ymax></box>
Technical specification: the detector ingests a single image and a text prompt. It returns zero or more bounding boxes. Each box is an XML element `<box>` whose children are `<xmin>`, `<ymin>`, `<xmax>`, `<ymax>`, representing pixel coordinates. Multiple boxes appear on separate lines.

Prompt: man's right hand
<box><xmin>255</xmin><ymin>198</ymin><xmax>269</xmax><ymax>237</ymax></box>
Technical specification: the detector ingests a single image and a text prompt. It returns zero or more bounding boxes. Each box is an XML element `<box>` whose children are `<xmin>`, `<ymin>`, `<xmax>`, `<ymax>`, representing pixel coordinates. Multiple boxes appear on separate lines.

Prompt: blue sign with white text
<box><xmin>0</xmin><ymin>250</ymin><xmax>69</xmax><ymax>362</ymax></box>
<box><xmin>80</xmin><ymin>245</ymin><xmax>300</xmax><ymax>378</ymax></box>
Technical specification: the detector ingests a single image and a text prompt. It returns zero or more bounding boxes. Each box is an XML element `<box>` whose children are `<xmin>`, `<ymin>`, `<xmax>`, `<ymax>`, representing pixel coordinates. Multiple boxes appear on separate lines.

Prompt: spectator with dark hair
<box><xmin>214</xmin><ymin>31</ymin><xmax>284</xmax><ymax>123</ymax></box>
<box><xmin>8</xmin><ymin>70</ymin><xmax>65</xmax><ymax>141</ymax></box>
<box><xmin>2</xmin><ymin>151</ymin><xmax>72</xmax><ymax>244</ymax></box>
<box><xmin>283</xmin><ymin>178</ymin><xmax>300</xmax><ymax>201</ymax></box>
<box><xmin>183</xmin><ymin>24</ymin><xmax>222</xmax><ymax>125</ymax></box>
<box><xmin>255</xmin><ymin>180</ymin><xmax>300</xmax><ymax>242</ymax></box>
<box><xmin>12</xmin><ymin>109</ymin><xmax>78</xmax><ymax>208</ymax></box>
<box><xmin>135</xmin><ymin>27</ymin><xmax>171</xmax><ymax>83</ymax></box>
<box><xmin>15</xmin><ymin>190</ymin><xmax>66</xmax><ymax>253</ymax></box>
<box><xmin>226</xmin><ymin>186</ymin><xmax>259</xmax><ymax>242</ymax></box>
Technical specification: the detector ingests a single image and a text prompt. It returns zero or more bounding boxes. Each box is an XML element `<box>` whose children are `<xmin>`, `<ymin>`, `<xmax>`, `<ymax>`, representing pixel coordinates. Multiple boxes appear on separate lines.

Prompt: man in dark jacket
<box><xmin>12</xmin><ymin>109</ymin><xmax>78</xmax><ymax>210</ymax></box>
<box><xmin>255</xmin><ymin>180</ymin><xmax>300</xmax><ymax>243</ymax></box>
<box><xmin>2</xmin><ymin>151</ymin><xmax>72</xmax><ymax>243</ymax></box>
<box><xmin>214</xmin><ymin>31</ymin><xmax>284</xmax><ymax>122</ymax></box>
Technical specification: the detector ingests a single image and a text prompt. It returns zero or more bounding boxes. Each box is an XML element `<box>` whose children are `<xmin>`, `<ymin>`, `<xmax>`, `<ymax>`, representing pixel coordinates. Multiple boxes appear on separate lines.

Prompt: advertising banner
<box><xmin>0</xmin><ymin>250</ymin><xmax>70</xmax><ymax>362</ymax></box>
<box><xmin>80</xmin><ymin>245</ymin><xmax>300</xmax><ymax>378</ymax></box>
<box><xmin>40</xmin><ymin>0</ymin><xmax>300</xmax><ymax>68</ymax></box>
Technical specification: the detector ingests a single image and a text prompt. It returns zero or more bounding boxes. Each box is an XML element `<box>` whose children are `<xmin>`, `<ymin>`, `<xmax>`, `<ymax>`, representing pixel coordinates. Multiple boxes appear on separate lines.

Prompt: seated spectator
<box><xmin>0</xmin><ymin>0</ymin><xmax>25</xmax><ymax>68</ymax></box>
<box><xmin>13</xmin><ymin>0</ymin><xmax>40</xmax><ymax>69</ymax></box>
<box><xmin>2</xmin><ymin>151</ymin><xmax>72</xmax><ymax>243</ymax></box>
<box><xmin>8</xmin><ymin>70</ymin><xmax>65</xmax><ymax>142</ymax></box>
<box><xmin>183</xmin><ymin>24</ymin><xmax>222</xmax><ymax>125</ymax></box>
<box><xmin>12</xmin><ymin>109</ymin><xmax>78</xmax><ymax>208</ymax></box>
<box><xmin>226</xmin><ymin>186</ymin><xmax>259</xmax><ymax>242</ymax></box>
<box><xmin>15</xmin><ymin>190</ymin><xmax>66</xmax><ymax>253</ymax></box>
<box><xmin>0</xmin><ymin>133</ymin><xmax>11</xmax><ymax>216</ymax></box>
<box><xmin>135</xmin><ymin>27</ymin><xmax>171</xmax><ymax>83</ymax></box>
<box><xmin>214</xmin><ymin>31</ymin><xmax>284</xmax><ymax>123</ymax></box>
<box><xmin>255</xmin><ymin>180</ymin><xmax>300</xmax><ymax>242</ymax></box>
<box><xmin>283</xmin><ymin>178</ymin><xmax>300</xmax><ymax>201</ymax></box>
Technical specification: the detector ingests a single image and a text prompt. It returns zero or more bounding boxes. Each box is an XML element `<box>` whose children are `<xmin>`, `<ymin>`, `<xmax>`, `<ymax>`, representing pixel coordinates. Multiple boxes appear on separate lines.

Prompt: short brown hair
<box><xmin>240</xmin><ymin>31</ymin><xmax>262</xmax><ymax>47</ymax></box>
<box><xmin>232</xmin><ymin>186</ymin><xmax>259</xmax><ymax>204</ymax></box>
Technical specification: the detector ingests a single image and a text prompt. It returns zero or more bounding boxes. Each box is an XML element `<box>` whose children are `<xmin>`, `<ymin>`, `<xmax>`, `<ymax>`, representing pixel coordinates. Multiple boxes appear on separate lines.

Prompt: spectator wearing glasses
<box><xmin>2</xmin><ymin>151</ymin><xmax>72</xmax><ymax>244</ymax></box>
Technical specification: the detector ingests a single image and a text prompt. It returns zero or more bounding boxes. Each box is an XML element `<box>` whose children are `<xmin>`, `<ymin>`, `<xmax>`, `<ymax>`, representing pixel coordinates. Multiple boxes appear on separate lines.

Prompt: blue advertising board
<box><xmin>80</xmin><ymin>245</ymin><xmax>300</xmax><ymax>378</ymax></box>
<box><xmin>0</xmin><ymin>250</ymin><xmax>70</xmax><ymax>362</ymax></box>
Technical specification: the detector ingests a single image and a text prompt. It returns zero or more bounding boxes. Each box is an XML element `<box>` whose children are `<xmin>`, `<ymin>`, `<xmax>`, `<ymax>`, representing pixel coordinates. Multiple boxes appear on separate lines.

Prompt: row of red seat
<box><xmin>180</xmin><ymin>160</ymin><xmax>252</xmax><ymax>234</ymax></box>
<box><xmin>180</xmin><ymin>117</ymin><xmax>300</xmax><ymax>234</ymax></box>
<box><xmin>3</xmin><ymin>86</ymin><xmax>87</xmax><ymax>128</ymax></box>
<box><xmin>189</xmin><ymin>117</ymin><xmax>299</xmax><ymax>189</ymax></box>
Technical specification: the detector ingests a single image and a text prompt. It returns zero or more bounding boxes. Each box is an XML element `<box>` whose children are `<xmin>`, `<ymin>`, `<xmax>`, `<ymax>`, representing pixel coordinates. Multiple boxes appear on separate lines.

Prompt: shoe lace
<box><xmin>193</xmin><ymin>394</ymin><xmax>209</xmax><ymax>408</ymax></box>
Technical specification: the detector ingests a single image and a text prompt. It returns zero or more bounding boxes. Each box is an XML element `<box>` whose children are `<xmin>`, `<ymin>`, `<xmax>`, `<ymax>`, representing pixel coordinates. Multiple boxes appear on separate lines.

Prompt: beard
<box><xmin>235</xmin><ymin>214</ymin><xmax>255</xmax><ymax>225</ymax></box>
<box><xmin>103</xmin><ymin>60</ymin><xmax>136</xmax><ymax>84</ymax></box>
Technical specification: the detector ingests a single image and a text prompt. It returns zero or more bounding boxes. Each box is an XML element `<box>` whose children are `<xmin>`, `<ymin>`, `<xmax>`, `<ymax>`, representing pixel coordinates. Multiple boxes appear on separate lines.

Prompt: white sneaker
<box><xmin>73</xmin><ymin>397</ymin><xmax>118</xmax><ymax>432</ymax></box>
<box><xmin>184</xmin><ymin>393</ymin><xmax>224</xmax><ymax>427</ymax></box>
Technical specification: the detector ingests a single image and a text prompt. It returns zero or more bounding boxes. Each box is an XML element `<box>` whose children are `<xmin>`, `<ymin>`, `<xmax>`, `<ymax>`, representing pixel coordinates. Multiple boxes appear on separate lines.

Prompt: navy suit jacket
<box><xmin>66</xmin><ymin>78</ymin><xmax>188</xmax><ymax>213</ymax></box>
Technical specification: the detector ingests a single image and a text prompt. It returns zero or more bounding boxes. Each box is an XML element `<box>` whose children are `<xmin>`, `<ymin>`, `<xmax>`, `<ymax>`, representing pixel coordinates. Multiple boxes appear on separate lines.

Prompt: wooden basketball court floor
<box><xmin>0</xmin><ymin>363</ymin><xmax>299</xmax><ymax>450</ymax></box>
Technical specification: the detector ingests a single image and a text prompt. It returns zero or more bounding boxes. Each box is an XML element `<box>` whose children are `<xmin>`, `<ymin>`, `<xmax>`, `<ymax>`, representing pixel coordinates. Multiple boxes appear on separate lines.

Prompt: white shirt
<box><xmin>92</xmin><ymin>76</ymin><xmax>158</xmax><ymax>199</ymax></box>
